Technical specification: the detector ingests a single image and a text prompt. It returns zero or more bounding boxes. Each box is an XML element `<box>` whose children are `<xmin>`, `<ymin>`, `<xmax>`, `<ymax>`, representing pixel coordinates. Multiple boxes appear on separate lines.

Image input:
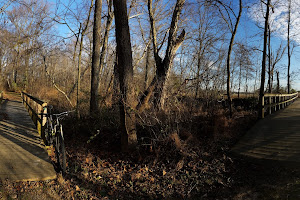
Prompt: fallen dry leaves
<box><xmin>2</xmin><ymin>107</ymin><xmax>297</xmax><ymax>199</ymax></box>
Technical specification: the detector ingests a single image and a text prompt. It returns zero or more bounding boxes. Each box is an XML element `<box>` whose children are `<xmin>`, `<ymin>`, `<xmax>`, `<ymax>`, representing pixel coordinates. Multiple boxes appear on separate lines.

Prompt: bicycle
<box><xmin>41</xmin><ymin>105</ymin><xmax>74</xmax><ymax>174</ymax></box>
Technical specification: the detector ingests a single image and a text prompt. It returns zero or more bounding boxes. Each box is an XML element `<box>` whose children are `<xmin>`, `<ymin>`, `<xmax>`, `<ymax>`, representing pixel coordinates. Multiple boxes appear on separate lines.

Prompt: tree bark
<box><xmin>195</xmin><ymin>49</ymin><xmax>201</xmax><ymax>99</ymax></box>
<box><xmin>77</xmin><ymin>1</ymin><xmax>93</xmax><ymax>118</ymax></box>
<box><xmin>144</xmin><ymin>44</ymin><xmax>150</xmax><ymax>91</ymax></box>
<box><xmin>287</xmin><ymin>0</ymin><xmax>291</xmax><ymax>93</ymax></box>
<box><xmin>25</xmin><ymin>53</ymin><xmax>29</xmax><ymax>91</ymax></box>
<box><xmin>276</xmin><ymin>71</ymin><xmax>280</xmax><ymax>93</ymax></box>
<box><xmin>90</xmin><ymin>0</ymin><xmax>102</xmax><ymax>114</ymax></box>
<box><xmin>113</xmin><ymin>0</ymin><xmax>137</xmax><ymax>151</ymax></box>
<box><xmin>238</xmin><ymin>60</ymin><xmax>241</xmax><ymax>98</ymax></box>
<box><xmin>226</xmin><ymin>0</ymin><xmax>242</xmax><ymax>118</ymax></box>
<box><xmin>268</xmin><ymin>24</ymin><xmax>272</xmax><ymax>93</ymax></box>
<box><xmin>99</xmin><ymin>0</ymin><xmax>114</xmax><ymax>89</ymax></box>
<box><xmin>137</xmin><ymin>0</ymin><xmax>185</xmax><ymax>111</ymax></box>
<box><xmin>259</xmin><ymin>0</ymin><xmax>271</xmax><ymax>118</ymax></box>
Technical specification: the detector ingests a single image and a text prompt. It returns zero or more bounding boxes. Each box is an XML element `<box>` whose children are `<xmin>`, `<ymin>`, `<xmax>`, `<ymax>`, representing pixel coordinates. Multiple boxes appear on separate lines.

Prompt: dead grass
<box><xmin>2</xmin><ymin>90</ymin><xmax>297</xmax><ymax>199</ymax></box>
<box><xmin>52</xmin><ymin>99</ymin><xmax>259</xmax><ymax>199</ymax></box>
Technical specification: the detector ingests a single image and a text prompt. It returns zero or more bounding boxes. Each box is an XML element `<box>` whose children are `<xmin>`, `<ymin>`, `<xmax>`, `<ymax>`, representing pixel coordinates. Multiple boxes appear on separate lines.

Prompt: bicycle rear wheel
<box><xmin>55</xmin><ymin>125</ymin><xmax>66</xmax><ymax>174</ymax></box>
<box><xmin>44</xmin><ymin>119</ymin><xmax>52</xmax><ymax>146</ymax></box>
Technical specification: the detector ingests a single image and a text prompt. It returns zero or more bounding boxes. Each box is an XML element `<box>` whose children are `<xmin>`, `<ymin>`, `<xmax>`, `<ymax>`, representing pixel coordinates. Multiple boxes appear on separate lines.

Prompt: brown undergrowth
<box><xmin>3</xmin><ymin>91</ymin><xmax>298</xmax><ymax>199</ymax></box>
<box><xmin>52</xmin><ymin>102</ymin><xmax>259</xmax><ymax>199</ymax></box>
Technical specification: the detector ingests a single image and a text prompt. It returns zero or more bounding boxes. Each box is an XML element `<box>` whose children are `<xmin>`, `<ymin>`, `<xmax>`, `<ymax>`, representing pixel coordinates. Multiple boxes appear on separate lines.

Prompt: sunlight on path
<box><xmin>232</xmin><ymin>99</ymin><xmax>300</xmax><ymax>165</ymax></box>
<box><xmin>0</xmin><ymin>92</ymin><xmax>56</xmax><ymax>181</ymax></box>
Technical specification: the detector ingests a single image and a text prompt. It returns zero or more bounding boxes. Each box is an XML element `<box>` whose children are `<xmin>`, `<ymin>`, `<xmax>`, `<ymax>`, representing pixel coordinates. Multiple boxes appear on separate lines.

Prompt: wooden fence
<box><xmin>21</xmin><ymin>92</ymin><xmax>48</xmax><ymax>137</ymax></box>
<box><xmin>261</xmin><ymin>92</ymin><xmax>298</xmax><ymax>118</ymax></box>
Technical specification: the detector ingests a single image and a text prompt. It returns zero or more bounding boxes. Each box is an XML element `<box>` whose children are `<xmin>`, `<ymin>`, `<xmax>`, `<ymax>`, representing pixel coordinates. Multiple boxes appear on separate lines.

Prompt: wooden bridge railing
<box><xmin>21</xmin><ymin>92</ymin><xmax>48</xmax><ymax>137</ymax></box>
<box><xmin>261</xmin><ymin>92</ymin><xmax>298</xmax><ymax>118</ymax></box>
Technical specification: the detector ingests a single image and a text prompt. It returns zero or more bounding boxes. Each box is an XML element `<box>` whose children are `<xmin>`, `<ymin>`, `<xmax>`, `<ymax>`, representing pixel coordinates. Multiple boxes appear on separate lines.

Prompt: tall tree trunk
<box><xmin>112</xmin><ymin>57</ymin><xmax>120</xmax><ymax>104</ymax></box>
<box><xmin>25</xmin><ymin>54</ymin><xmax>29</xmax><ymax>91</ymax></box>
<box><xmin>77</xmin><ymin>1</ymin><xmax>93</xmax><ymax>118</ymax></box>
<box><xmin>195</xmin><ymin>45</ymin><xmax>202</xmax><ymax>99</ymax></box>
<box><xmin>268</xmin><ymin>24</ymin><xmax>272</xmax><ymax>93</ymax></box>
<box><xmin>287</xmin><ymin>0</ymin><xmax>291</xmax><ymax>93</ymax></box>
<box><xmin>226</xmin><ymin>0</ymin><xmax>242</xmax><ymax>117</ymax></box>
<box><xmin>238</xmin><ymin>61</ymin><xmax>241</xmax><ymax>98</ymax></box>
<box><xmin>99</xmin><ymin>0</ymin><xmax>114</xmax><ymax>90</ymax></box>
<box><xmin>13</xmin><ymin>69</ymin><xmax>17</xmax><ymax>84</ymax></box>
<box><xmin>77</xmin><ymin>35</ymin><xmax>84</xmax><ymax>118</ymax></box>
<box><xmin>270</xmin><ymin>65</ymin><xmax>274</xmax><ymax>93</ymax></box>
<box><xmin>144</xmin><ymin>44</ymin><xmax>150</xmax><ymax>91</ymax></box>
<box><xmin>254</xmin><ymin>69</ymin><xmax>257</xmax><ymax>95</ymax></box>
<box><xmin>245</xmin><ymin>67</ymin><xmax>248</xmax><ymax>95</ymax></box>
<box><xmin>90</xmin><ymin>0</ymin><xmax>102</xmax><ymax>114</ymax></box>
<box><xmin>276</xmin><ymin>71</ymin><xmax>280</xmax><ymax>93</ymax></box>
<box><xmin>0</xmin><ymin>54</ymin><xmax>2</xmax><ymax>87</ymax></box>
<box><xmin>259</xmin><ymin>0</ymin><xmax>271</xmax><ymax>118</ymax></box>
<box><xmin>137</xmin><ymin>0</ymin><xmax>185</xmax><ymax>111</ymax></box>
<box><xmin>113</xmin><ymin>0</ymin><xmax>137</xmax><ymax>151</ymax></box>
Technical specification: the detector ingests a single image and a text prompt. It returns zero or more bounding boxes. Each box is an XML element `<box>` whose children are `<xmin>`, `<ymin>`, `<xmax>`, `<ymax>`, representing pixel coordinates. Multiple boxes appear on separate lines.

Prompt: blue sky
<box><xmin>240</xmin><ymin>0</ymin><xmax>300</xmax><ymax>90</ymax></box>
<box><xmin>29</xmin><ymin>0</ymin><xmax>300</xmax><ymax>91</ymax></box>
<box><xmin>48</xmin><ymin>0</ymin><xmax>300</xmax><ymax>90</ymax></box>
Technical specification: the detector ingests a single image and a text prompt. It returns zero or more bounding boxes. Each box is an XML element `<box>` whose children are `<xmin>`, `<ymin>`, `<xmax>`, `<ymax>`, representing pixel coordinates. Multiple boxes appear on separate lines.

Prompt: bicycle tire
<box><xmin>44</xmin><ymin>121</ymin><xmax>51</xmax><ymax>146</ymax></box>
<box><xmin>55</xmin><ymin>125</ymin><xmax>67</xmax><ymax>174</ymax></box>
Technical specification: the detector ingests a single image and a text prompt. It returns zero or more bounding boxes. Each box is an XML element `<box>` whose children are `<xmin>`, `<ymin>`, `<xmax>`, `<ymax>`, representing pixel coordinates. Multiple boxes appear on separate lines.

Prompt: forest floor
<box><xmin>0</xmin><ymin>100</ymin><xmax>299</xmax><ymax>199</ymax></box>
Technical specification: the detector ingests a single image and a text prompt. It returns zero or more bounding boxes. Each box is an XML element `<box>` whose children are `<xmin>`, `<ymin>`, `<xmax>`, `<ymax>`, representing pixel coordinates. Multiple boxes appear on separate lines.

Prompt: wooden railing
<box><xmin>21</xmin><ymin>92</ymin><xmax>48</xmax><ymax>137</ymax></box>
<box><xmin>261</xmin><ymin>92</ymin><xmax>298</xmax><ymax>118</ymax></box>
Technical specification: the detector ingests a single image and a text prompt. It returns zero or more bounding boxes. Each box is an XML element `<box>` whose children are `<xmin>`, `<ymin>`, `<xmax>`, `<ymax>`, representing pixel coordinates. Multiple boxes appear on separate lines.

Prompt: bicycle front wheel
<box><xmin>55</xmin><ymin>125</ymin><xmax>66</xmax><ymax>174</ymax></box>
<box><xmin>44</xmin><ymin>119</ymin><xmax>52</xmax><ymax>146</ymax></box>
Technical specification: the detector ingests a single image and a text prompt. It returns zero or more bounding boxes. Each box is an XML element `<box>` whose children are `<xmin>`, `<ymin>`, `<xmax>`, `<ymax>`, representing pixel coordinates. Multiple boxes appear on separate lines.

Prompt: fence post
<box><xmin>41</xmin><ymin>103</ymin><xmax>48</xmax><ymax>141</ymax></box>
<box><xmin>42</xmin><ymin>103</ymin><xmax>48</xmax><ymax>127</ymax></box>
<box><xmin>37</xmin><ymin>104</ymin><xmax>42</xmax><ymax>136</ymax></box>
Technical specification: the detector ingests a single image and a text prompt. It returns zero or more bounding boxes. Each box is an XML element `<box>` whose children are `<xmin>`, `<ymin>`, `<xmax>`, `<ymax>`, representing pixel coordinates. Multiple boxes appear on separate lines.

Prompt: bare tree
<box><xmin>234</xmin><ymin>42</ymin><xmax>253</xmax><ymax>98</ymax></box>
<box><xmin>5</xmin><ymin>0</ymin><xmax>53</xmax><ymax>90</ymax></box>
<box><xmin>276</xmin><ymin>70</ymin><xmax>280</xmax><ymax>93</ymax></box>
<box><xmin>0</xmin><ymin>0</ymin><xmax>15</xmax><ymax>15</ymax></box>
<box><xmin>208</xmin><ymin>0</ymin><xmax>242</xmax><ymax>117</ymax></box>
<box><xmin>267</xmin><ymin>24</ymin><xmax>271</xmax><ymax>93</ymax></box>
<box><xmin>90</xmin><ymin>0</ymin><xmax>102</xmax><ymax>114</ymax></box>
<box><xmin>113</xmin><ymin>0</ymin><xmax>137</xmax><ymax>151</ymax></box>
<box><xmin>287</xmin><ymin>0</ymin><xmax>291</xmax><ymax>93</ymax></box>
<box><xmin>98</xmin><ymin>0</ymin><xmax>114</xmax><ymax>97</ymax></box>
<box><xmin>192</xmin><ymin>4</ymin><xmax>226</xmax><ymax>100</ymax></box>
<box><xmin>259</xmin><ymin>0</ymin><xmax>271</xmax><ymax>118</ymax></box>
<box><xmin>226</xmin><ymin>0</ymin><xmax>242</xmax><ymax>117</ymax></box>
<box><xmin>268</xmin><ymin>42</ymin><xmax>286</xmax><ymax>93</ymax></box>
<box><xmin>76</xmin><ymin>0</ymin><xmax>93</xmax><ymax>118</ymax></box>
<box><xmin>137</xmin><ymin>0</ymin><xmax>186</xmax><ymax>111</ymax></box>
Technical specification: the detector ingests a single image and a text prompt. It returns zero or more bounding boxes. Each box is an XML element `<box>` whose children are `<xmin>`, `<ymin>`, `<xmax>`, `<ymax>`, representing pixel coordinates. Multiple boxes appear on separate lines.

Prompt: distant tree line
<box><xmin>0</xmin><ymin>0</ymin><xmax>297</xmax><ymax>150</ymax></box>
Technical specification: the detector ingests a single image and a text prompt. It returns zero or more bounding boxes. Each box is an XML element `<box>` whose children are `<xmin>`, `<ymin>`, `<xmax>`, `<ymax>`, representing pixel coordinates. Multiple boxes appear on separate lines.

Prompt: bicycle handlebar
<box><xmin>53</xmin><ymin>110</ymin><xmax>75</xmax><ymax>119</ymax></box>
<box><xmin>38</xmin><ymin>106</ymin><xmax>75</xmax><ymax>119</ymax></box>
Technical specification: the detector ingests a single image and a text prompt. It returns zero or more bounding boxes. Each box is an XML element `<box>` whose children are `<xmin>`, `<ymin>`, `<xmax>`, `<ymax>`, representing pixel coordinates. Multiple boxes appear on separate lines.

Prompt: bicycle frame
<box><xmin>41</xmin><ymin>105</ymin><xmax>73</xmax><ymax>174</ymax></box>
<box><xmin>44</xmin><ymin>112</ymin><xmax>66</xmax><ymax>144</ymax></box>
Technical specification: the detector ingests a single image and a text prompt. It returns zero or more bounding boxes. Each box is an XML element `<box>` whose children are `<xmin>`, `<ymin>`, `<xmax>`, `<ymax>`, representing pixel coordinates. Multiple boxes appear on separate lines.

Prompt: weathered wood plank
<box><xmin>232</xmin><ymin>98</ymin><xmax>300</xmax><ymax>166</ymax></box>
<box><xmin>21</xmin><ymin>92</ymin><xmax>47</xmax><ymax>138</ymax></box>
<box><xmin>0</xmin><ymin>92</ymin><xmax>56</xmax><ymax>181</ymax></box>
<box><xmin>261</xmin><ymin>92</ymin><xmax>298</xmax><ymax>118</ymax></box>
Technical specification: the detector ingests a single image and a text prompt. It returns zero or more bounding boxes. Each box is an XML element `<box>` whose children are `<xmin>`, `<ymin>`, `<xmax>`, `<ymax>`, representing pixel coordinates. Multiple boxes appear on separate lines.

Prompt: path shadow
<box><xmin>231</xmin><ymin>99</ymin><xmax>300</xmax><ymax>166</ymax></box>
<box><xmin>0</xmin><ymin>98</ymin><xmax>55</xmax><ymax>180</ymax></box>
